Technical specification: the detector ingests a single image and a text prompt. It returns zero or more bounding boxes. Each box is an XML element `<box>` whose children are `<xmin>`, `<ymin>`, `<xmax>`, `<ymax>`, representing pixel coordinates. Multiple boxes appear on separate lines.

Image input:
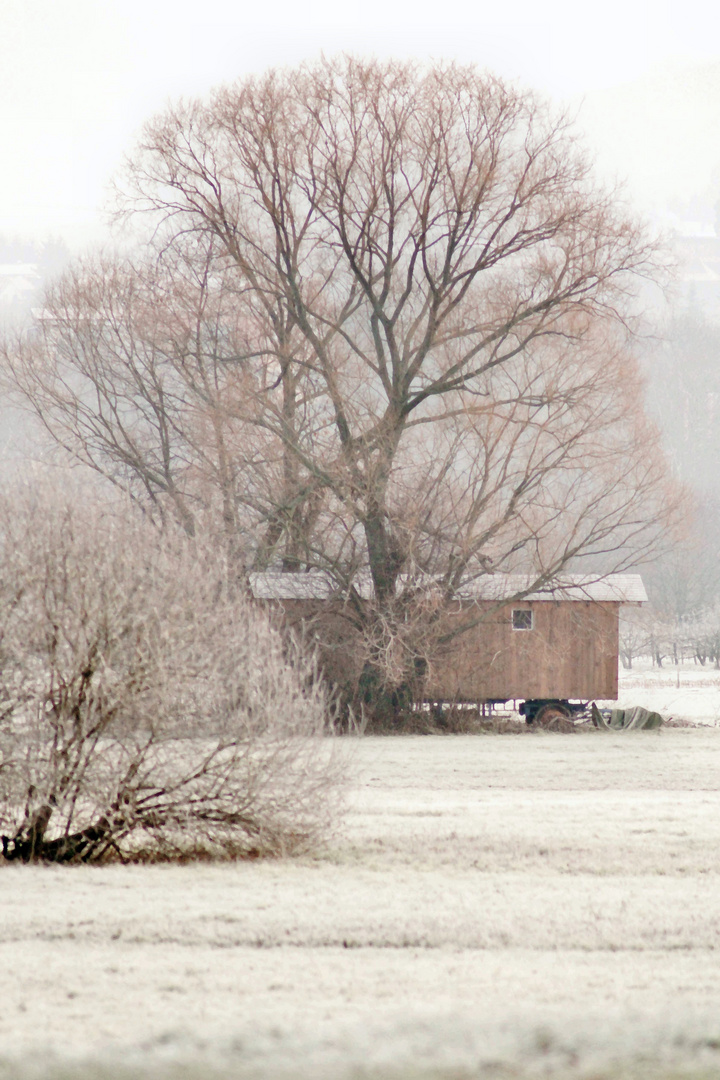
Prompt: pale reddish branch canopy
<box><xmin>5</xmin><ymin>244</ymin><xmax>277</xmax><ymax>546</ymax></box>
<box><xmin>5</xmin><ymin>57</ymin><xmax>678</xmax><ymax>619</ymax></box>
<box><xmin>115</xmin><ymin>58</ymin><xmax>674</xmax><ymax>595</ymax></box>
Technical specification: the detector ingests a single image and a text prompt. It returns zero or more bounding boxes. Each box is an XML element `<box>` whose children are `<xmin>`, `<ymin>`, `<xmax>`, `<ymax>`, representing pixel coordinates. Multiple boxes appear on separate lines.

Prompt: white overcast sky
<box><xmin>2</xmin><ymin>0</ymin><xmax>720</xmax><ymax>245</ymax></box>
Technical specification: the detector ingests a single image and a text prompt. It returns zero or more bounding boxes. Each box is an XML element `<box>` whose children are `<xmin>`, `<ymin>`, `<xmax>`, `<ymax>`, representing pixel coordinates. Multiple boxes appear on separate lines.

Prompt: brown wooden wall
<box><xmin>426</xmin><ymin>600</ymin><xmax>619</xmax><ymax>701</ymax></box>
<box><xmin>265</xmin><ymin>598</ymin><xmax>620</xmax><ymax>702</ymax></box>
<box><xmin>262</xmin><ymin>598</ymin><xmax>364</xmax><ymax>689</ymax></box>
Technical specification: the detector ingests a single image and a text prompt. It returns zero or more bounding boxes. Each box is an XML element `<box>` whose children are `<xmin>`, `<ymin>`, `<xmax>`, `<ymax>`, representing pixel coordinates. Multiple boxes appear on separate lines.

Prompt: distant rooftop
<box><xmin>0</xmin><ymin>263</ymin><xmax>38</xmax><ymax>277</ymax></box>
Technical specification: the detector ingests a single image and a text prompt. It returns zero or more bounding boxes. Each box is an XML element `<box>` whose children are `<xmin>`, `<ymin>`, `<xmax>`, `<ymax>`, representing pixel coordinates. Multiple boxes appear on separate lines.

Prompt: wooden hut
<box><xmin>249</xmin><ymin>572</ymin><xmax>646</xmax><ymax>716</ymax></box>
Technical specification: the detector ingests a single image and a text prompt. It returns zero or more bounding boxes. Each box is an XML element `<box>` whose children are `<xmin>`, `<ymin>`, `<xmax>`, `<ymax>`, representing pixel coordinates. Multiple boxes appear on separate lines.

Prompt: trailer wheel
<box><xmin>534</xmin><ymin>703</ymin><xmax>573</xmax><ymax>730</ymax></box>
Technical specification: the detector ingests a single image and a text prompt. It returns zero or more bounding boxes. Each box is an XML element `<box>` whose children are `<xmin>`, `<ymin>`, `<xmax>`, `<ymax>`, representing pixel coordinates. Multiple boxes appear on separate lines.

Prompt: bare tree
<box><xmin>2</xmin><ymin>57</ymin><xmax>681</xmax><ymax>717</ymax></box>
<box><xmin>619</xmin><ymin>609</ymin><xmax>652</xmax><ymax>669</ymax></box>
<box><xmin>0</xmin><ymin>480</ymin><xmax>341</xmax><ymax>863</ymax></box>
<box><xmin>687</xmin><ymin>606</ymin><xmax>720</xmax><ymax>669</ymax></box>
<box><xmin>116</xmin><ymin>59</ymin><xmax>672</xmax><ymax>565</ymax></box>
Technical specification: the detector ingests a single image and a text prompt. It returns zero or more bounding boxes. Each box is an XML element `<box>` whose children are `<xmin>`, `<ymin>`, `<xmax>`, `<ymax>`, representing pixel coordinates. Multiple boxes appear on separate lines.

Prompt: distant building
<box><xmin>0</xmin><ymin>263</ymin><xmax>40</xmax><ymax>319</ymax></box>
<box><xmin>672</xmin><ymin>232</ymin><xmax>720</xmax><ymax>319</ymax></box>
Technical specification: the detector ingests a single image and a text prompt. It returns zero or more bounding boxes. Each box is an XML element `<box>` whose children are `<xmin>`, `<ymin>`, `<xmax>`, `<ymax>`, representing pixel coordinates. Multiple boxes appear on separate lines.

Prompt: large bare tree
<box><xmin>120</xmin><ymin>57</ymin><xmax>673</xmax><ymax>582</ymax></box>
<box><xmin>2</xmin><ymin>57</ymin><xmax>680</xmax><ymax>715</ymax></box>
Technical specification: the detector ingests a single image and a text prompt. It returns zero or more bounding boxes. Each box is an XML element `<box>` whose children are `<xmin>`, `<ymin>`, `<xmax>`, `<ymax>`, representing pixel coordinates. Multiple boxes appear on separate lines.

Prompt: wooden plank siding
<box><xmin>426</xmin><ymin>600</ymin><xmax>619</xmax><ymax>701</ymax></box>
<box><xmin>264</xmin><ymin>598</ymin><xmax>364</xmax><ymax>690</ymax></box>
<box><xmin>264</xmin><ymin>596</ymin><xmax>620</xmax><ymax>703</ymax></box>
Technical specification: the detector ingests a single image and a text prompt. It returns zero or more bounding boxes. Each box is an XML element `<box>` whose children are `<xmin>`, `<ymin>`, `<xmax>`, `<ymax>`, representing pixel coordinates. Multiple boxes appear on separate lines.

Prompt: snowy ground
<box><xmin>612</xmin><ymin>657</ymin><xmax>720</xmax><ymax>726</ymax></box>
<box><xmin>2</xmin><ymin>666</ymin><xmax>720</xmax><ymax>1079</ymax></box>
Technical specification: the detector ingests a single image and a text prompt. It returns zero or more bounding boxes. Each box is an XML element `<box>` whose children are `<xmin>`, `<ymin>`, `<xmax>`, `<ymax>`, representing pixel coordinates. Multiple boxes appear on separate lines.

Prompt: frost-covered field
<box><xmin>612</xmin><ymin>658</ymin><xmax>720</xmax><ymax>726</ymax></box>
<box><xmin>3</xmin><ymin>668</ymin><xmax>720</xmax><ymax>1080</ymax></box>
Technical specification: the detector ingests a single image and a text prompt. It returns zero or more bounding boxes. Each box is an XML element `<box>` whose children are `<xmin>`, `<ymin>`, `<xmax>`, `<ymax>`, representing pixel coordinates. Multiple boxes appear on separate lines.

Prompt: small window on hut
<box><xmin>512</xmin><ymin>608</ymin><xmax>533</xmax><ymax>631</ymax></box>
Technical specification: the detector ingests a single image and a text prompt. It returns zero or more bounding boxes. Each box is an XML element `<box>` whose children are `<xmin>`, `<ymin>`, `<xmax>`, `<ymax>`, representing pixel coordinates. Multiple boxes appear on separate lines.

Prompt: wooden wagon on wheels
<box><xmin>250</xmin><ymin>572</ymin><xmax>647</xmax><ymax>725</ymax></box>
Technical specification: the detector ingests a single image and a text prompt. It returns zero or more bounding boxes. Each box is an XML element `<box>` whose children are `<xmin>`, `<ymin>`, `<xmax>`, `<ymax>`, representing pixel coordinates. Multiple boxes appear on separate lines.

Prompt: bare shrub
<box><xmin>0</xmin><ymin>481</ymin><xmax>342</xmax><ymax>863</ymax></box>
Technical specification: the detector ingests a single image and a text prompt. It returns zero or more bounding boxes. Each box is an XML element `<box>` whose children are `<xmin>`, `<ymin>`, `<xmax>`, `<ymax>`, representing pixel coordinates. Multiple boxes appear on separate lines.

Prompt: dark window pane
<box><xmin>512</xmin><ymin>608</ymin><xmax>533</xmax><ymax>630</ymax></box>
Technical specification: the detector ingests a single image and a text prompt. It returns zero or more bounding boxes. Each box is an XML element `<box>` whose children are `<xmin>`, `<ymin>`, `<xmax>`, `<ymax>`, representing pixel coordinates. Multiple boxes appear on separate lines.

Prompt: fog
<box><xmin>2</xmin><ymin>0</ymin><xmax>719</xmax><ymax>567</ymax></box>
<box><xmin>1</xmin><ymin>0</ymin><xmax>719</xmax><ymax>241</ymax></box>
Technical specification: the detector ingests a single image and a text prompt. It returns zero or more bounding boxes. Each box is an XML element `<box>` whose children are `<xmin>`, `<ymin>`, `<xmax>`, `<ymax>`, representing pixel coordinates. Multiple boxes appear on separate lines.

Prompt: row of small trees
<box><xmin>620</xmin><ymin>607</ymin><xmax>720</xmax><ymax>669</ymax></box>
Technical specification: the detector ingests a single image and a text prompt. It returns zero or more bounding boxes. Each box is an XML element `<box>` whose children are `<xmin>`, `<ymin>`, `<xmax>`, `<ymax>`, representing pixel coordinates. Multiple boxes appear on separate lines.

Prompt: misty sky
<box><xmin>2</xmin><ymin>0</ymin><xmax>720</xmax><ymax>246</ymax></box>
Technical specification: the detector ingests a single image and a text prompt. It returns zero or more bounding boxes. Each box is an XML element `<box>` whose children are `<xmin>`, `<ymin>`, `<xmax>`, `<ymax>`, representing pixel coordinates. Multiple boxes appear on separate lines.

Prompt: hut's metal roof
<box><xmin>249</xmin><ymin>571</ymin><xmax>647</xmax><ymax>604</ymax></box>
<box><xmin>457</xmin><ymin>573</ymin><xmax>647</xmax><ymax>603</ymax></box>
<box><xmin>250</xmin><ymin>571</ymin><xmax>337</xmax><ymax>600</ymax></box>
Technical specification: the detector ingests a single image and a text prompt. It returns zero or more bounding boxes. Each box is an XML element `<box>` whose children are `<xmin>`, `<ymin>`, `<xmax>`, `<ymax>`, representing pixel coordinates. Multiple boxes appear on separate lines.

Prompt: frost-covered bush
<box><xmin>0</xmin><ymin>484</ymin><xmax>341</xmax><ymax>863</ymax></box>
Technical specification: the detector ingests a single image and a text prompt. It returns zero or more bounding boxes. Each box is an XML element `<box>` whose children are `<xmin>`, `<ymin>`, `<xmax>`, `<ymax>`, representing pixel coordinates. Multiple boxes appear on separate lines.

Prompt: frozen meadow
<box><xmin>2</xmin><ymin>663</ymin><xmax>720</xmax><ymax>1080</ymax></box>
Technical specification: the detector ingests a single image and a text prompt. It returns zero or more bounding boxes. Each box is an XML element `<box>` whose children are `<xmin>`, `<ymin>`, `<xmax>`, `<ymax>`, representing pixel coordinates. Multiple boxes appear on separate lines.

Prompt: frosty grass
<box><xmin>2</xmin><ymin>660</ymin><xmax>720</xmax><ymax>1080</ymax></box>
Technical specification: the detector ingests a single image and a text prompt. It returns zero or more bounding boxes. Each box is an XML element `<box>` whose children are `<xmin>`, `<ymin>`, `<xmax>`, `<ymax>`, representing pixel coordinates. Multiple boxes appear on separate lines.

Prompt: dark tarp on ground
<box><xmin>591</xmin><ymin>703</ymin><xmax>664</xmax><ymax>730</ymax></box>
